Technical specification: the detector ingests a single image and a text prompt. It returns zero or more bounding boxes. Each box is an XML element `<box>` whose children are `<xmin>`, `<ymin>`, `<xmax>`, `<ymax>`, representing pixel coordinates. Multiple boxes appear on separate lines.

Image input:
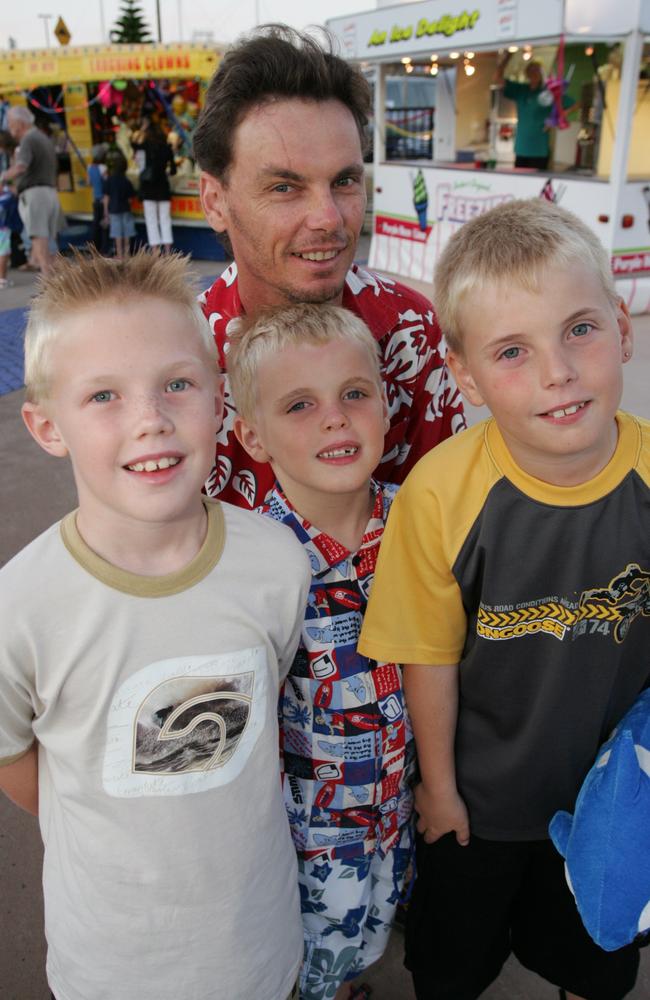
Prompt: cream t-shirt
<box><xmin>0</xmin><ymin>500</ymin><xmax>311</xmax><ymax>1000</ymax></box>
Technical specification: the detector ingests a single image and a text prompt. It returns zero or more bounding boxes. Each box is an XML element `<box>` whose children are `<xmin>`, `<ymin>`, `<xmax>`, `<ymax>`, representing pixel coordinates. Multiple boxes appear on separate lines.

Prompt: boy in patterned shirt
<box><xmin>228</xmin><ymin>304</ymin><xmax>414</xmax><ymax>1000</ymax></box>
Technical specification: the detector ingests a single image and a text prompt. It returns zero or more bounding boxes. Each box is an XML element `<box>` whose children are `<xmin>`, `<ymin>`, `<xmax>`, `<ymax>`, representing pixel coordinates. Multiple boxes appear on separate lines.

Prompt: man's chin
<box><xmin>283</xmin><ymin>277</ymin><xmax>349</xmax><ymax>306</ymax></box>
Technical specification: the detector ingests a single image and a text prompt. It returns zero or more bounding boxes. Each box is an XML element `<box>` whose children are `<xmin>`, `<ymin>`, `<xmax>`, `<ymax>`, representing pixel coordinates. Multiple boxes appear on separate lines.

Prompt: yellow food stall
<box><xmin>0</xmin><ymin>42</ymin><xmax>225</xmax><ymax>258</ymax></box>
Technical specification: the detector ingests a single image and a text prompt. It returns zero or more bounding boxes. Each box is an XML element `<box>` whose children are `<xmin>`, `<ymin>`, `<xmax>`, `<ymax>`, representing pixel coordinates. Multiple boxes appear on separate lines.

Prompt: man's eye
<box><xmin>167</xmin><ymin>379</ymin><xmax>190</xmax><ymax>392</ymax></box>
<box><xmin>335</xmin><ymin>175</ymin><xmax>359</xmax><ymax>188</ymax></box>
<box><xmin>287</xmin><ymin>400</ymin><xmax>308</xmax><ymax>413</ymax></box>
<box><xmin>500</xmin><ymin>347</ymin><xmax>520</xmax><ymax>360</ymax></box>
<box><xmin>91</xmin><ymin>390</ymin><xmax>115</xmax><ymax>403</ymax></box>
<box><xmin>571</xmin><ymin>322</ymin><xmax>593</xmax><ymax>338</ymax></box>
<box><xmin>273</xmin><ymin>183</ymin><xmax>292</xmax><ymax>193</ymax></box>
<box><xmin>344</xmin><ymin>388</ymin><xmax>367</xmax><ymax>400</ymax></box>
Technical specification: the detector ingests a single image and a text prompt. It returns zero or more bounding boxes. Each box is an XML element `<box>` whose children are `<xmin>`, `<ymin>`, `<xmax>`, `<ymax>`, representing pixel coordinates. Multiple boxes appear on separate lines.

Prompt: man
<box><xmin>494</xmin><ymin>53</ymin><xmax>576</xmax><ymax>171</ymax></box>
<box><xmin>193</xmin><ymin>25</ymin><xmax>465</xmax><ymax>508</ymax></box>
<box><xmin>2</xmin><ymin>106</ymin><xmax>58</xmax><ymax>276</ymax></box>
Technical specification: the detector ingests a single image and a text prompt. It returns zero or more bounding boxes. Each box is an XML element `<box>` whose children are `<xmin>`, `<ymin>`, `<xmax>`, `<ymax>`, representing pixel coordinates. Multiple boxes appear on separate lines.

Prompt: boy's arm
<box><xmin>405</xmin><ymin>662</ymin><xmax>469</xmax><ymax>846</ymax></box>
<box><xmin>0</xmin><ymin>743</ymin><xmax>38</xmax><ymax>816</ymax></box>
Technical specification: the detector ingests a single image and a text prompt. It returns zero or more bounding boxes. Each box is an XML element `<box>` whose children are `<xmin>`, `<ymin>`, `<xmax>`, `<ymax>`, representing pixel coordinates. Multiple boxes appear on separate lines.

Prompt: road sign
<box><xmin>54</xmin><ymin>16</ymin><xmax>71</xmax><ymax>46</ymax></box>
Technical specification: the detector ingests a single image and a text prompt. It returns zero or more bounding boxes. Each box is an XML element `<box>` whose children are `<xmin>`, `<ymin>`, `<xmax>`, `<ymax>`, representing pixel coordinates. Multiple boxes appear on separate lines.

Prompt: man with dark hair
<box><xmin>195</xmin><ymin>24</ymin><xmax>465</xmax><ymax>507</ymax></box>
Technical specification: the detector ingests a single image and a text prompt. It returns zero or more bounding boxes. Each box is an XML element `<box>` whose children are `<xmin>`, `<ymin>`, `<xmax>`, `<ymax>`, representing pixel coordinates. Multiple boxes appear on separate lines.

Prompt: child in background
<box><xmin>88</xmin><ymin>143</ymin><xmax>109</xmax><ymax>254</ymax></box>
<box><xmin>102</xmin><ymin>150</ymin><xmax>135</xmax><ymax>259</ymax></box>
<box><xmin>229</xmin><ymin>304</ymin><xmax>414</xmax><ymax>1000</ymax></box>
<box><xmin>359</xmin><ymin>199</ymin><xmax>649</xmax><ymax>1000</ymax></box>
<box><xmin>0</xmin><ymin>250</ymin><xmax>311</xmax><ymax>1000</ymax></box>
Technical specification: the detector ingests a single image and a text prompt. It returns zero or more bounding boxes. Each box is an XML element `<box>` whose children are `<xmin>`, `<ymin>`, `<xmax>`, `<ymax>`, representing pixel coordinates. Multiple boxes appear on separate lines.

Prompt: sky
<box><xmin>3</xmin><ymin>0</ymin><xmax>376</xmax><ymax>51</ymax></box>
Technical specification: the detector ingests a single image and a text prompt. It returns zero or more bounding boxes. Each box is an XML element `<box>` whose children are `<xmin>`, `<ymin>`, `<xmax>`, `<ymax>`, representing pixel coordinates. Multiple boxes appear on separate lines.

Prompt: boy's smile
<box><xmin>448</xmin><ymin>262</ymin><xmax>633</xmax><ymax>486</ymax></box>
<box><xmin>234</xmin><ymin>338</ymin><xmax>388</xmax><ymax>524</ymax></box>
<box><xmin>24</xmin><ymin>298</ymin><xmax>222</xmax><ymax>561</ymax></box>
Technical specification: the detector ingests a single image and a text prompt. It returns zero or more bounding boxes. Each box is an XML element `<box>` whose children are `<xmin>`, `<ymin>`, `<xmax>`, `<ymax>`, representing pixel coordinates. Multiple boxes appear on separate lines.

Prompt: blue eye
<box><xmin>287</xmin><ymin>400</ymin><xmax>308</xmax><ymax>413</ymax></box>
<box><xmin>500</xmin><ymin>346</ymin><xmax>520</xmax><ymax>360</ymax></box>
<box><xmin>91</xmin><ymin>390</ymin><xmax>114</xmax><ymax>403</ymax></box>
<box><xmin>571</xmin><ymin>322</ymin><xmax>592</xmax><ymax>338</ymax></box>
<box><xmin>167</xmin><ymin>379</ymin><xmax>190</xmax><ymax>392</ymax></box>
<box><xmin>344</xmin><ymin>388</ymin><xmax>367</xmax><ymax>400</ymax></box>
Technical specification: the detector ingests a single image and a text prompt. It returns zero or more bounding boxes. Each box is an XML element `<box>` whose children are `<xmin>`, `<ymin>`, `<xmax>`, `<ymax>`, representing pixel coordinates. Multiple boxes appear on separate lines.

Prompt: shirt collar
<box><xmin>269</xmin><ymin>480</ymin><xmax>384</xmax><ymax>577</ymax></box>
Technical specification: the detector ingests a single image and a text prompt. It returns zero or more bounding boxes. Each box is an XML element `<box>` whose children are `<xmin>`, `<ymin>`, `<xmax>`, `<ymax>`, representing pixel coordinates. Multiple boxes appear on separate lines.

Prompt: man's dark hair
<box><xmin>193</xmin><ymin>24</ymin><xmax>371</xmax><ymax>180</ymax></box>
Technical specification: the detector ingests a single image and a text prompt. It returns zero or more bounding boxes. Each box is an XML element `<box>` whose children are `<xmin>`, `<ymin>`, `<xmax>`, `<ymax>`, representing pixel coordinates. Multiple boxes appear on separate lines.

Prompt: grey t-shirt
<box><xmin>16</xmin><ymin>127</ymin><xmax>57</xmax><ymax>192</ymax></box>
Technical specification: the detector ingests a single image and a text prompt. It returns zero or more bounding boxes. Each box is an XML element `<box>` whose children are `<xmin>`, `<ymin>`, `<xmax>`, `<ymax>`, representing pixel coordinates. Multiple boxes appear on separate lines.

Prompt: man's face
<box><xmin>7</xmin><ymin>114</ymin><xmax>25</xmax><ymax>141</ymax></box>
<box><xmin>200</xmin><ymin>98</ymin><xmax>367</xmax><ymax>315</ymax></box>
<box><xmin>526</xmin><ymin>62</ymin><xmax>543</xmax><ymax>90</ymax></box>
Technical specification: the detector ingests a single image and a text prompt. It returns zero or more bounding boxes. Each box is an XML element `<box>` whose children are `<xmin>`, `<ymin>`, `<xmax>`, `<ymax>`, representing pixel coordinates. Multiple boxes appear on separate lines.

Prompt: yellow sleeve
<box><xmin>359</xmin><ymin>421</ymin><xmax>499</xmax><ymax>665</ymax></box>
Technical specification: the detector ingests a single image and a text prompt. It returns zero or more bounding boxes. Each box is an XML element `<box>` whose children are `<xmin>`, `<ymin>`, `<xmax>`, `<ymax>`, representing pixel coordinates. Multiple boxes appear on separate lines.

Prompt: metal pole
<box><xmin>156</xmin><ymin>0</ymin><xmax>162</xmax><ymax>42</ymax></box>
<box><xmin>98</xmin><ymin>0</ymin><xmax>106</xmax><ymax>42</ymax></box>
<box><xmin>177</xmin><ymin>0</ymin><xmax>183</xmax><ymax>41</ymax></box>
<box><xmin>37</xmin><ymin>13</ymin><xmax>52</xmax><ymax>48</ymax></box>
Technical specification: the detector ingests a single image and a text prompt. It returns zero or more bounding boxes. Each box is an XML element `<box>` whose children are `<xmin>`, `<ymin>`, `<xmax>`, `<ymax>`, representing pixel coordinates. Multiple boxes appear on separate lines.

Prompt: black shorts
<box><xmin>406</xmin><ymin>832</ymin><xmax>640</xmax><ymax>1000</ymax></box>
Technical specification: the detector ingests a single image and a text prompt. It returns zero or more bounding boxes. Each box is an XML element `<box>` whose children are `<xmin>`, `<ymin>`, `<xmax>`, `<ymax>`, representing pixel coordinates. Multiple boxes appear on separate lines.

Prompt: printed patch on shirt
<box><xmin>103</xmin><ymin>648</ymin><xmax>268</xmax><ymax>797</ymax></box>
<box><xmin>477</xmin><ymin>563</ymin><xmax>650</xmax><ymax>644</ymax></box>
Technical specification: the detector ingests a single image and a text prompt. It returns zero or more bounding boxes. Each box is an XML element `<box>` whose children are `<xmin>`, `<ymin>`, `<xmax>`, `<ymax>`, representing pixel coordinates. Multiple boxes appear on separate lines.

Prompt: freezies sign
<box><xmin>368</xmin><ymin>9</ymin><xmax>481</xmax><ymax>48</ymax></box>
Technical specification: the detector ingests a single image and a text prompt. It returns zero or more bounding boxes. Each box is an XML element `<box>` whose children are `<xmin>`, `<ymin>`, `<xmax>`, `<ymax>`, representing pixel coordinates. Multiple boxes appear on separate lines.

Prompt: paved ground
<box><xmin>0</xmin><ymin>248</ymin><xmax>648</xmax><ymax>999</ymax></box>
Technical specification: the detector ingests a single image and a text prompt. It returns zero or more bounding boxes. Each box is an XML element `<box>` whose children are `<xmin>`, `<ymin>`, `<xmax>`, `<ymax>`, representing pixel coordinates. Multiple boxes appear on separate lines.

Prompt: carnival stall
<box><xmin>328</xmin><ymin>0</ymin><xmax>650</xmax><ymax>312</ymax></box>
<box><xmin>0</xmin><ymin>43</ymin><xmax>225</xmax><ymax>258</ymax></box>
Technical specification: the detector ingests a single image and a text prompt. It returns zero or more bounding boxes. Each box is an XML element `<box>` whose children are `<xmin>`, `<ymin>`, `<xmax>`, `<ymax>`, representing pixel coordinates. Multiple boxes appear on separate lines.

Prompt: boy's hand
<box><xmin>414</xmin><ymin>781</ymin><xmax>470</xmax><ymax>846</ymax></box>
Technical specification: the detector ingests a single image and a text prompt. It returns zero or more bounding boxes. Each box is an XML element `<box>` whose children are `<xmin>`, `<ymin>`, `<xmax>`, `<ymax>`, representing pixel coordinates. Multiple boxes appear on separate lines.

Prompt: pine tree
<box><xmin>110</xmin><ymin>0</ymin><xmax>153</xmax><ymax>43</ymax></box>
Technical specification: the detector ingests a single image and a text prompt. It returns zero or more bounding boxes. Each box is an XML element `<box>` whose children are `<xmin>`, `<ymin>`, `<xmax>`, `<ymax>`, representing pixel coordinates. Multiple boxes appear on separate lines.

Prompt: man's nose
<box><xmin>305</xmin><ymin>186</ymin><xmax>343</xmax><ymax>232</ymax></box>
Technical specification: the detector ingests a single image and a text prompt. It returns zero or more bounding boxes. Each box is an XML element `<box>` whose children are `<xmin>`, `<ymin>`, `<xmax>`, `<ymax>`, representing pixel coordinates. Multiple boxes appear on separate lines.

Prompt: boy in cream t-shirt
<box><xmin>0</xmin><ymin>251</ymin><xmax>310</xmax><ymax>1000</ymax></box>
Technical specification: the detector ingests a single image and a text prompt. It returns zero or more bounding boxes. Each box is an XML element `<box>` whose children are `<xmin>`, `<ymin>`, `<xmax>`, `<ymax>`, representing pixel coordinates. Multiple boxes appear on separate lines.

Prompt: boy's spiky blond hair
<box><xmin>24</xmin><ymin>249</ymin><xmax>217</xmax><ymax>402</ymax></box>
<box><xmin>227</xmin><ymin>302</ymin><xmax>381</xmax><ymax>421</ymax></box>
<box><xmin>434</xmin><ymin>199</ymin><xmax>619</xmax><ymax>354</ymax></box>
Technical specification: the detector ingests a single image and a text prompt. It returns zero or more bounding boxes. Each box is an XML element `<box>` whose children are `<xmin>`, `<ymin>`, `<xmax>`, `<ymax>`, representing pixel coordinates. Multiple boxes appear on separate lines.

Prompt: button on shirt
<box><xmin>262</xmin><ymin>481</ymin><xmax>414</xmax><ymax>861</ymax></box>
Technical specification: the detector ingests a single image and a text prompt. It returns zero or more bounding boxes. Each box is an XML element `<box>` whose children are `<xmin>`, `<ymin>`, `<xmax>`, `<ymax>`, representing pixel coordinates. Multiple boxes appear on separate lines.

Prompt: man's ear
<box><xmin>199</xmin><ymin>171</ymin><xmax>229</xmax><ymax>234</ymax></box>
<box><xmin>446</xmin><ymin>350</ymin><xmax>486</xmax><ymax>409</ymax></box>
<box><xmin>233</xmin><ymin>415</ymin><xmax>272</xmax><ymax>463</ymax></box>
<box><xmin>21</xmin><ymin>401</ymin><xmax>69</xmax><ymax>458</ymax></box>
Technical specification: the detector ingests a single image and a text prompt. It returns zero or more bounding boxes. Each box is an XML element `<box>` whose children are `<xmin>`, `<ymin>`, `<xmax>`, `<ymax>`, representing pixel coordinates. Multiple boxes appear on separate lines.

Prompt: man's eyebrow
<box><xmin>257</xmin><ymin>163</ymin><xmax>365</xmax><ymax>183</ymax></box>
<box><xmin>258</xmin><ymin>166</ymin><xmax>304</xmax><ymax>182</ymax></box>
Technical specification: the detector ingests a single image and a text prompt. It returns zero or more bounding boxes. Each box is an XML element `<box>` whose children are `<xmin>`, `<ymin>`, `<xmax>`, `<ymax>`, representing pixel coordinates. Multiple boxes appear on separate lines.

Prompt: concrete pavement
<box><xmin>0</xmin><ymin>251</ymin><xmax>648</xmax><ymax>1000</ymax></box>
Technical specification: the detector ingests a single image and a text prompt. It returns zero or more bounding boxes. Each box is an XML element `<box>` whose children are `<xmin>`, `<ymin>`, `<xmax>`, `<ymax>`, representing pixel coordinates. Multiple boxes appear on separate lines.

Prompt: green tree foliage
<box><xmin>110</xmin><ymin>0</ymin><xmax>153</xmax><ymax>43</ymax></box>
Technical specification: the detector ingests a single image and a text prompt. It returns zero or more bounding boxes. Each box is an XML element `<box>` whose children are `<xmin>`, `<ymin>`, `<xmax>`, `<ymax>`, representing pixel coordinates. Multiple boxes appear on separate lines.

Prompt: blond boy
<box><xmin>360</xmin><ymin>200</ymin><xmax>649</xmax><ymax>1000</ymax></box>
<box><xmin>229</xmin><ymin>305</ymin><xmax>414</xmax><ymax>1000</ymax></box>
<box><xmin>0</xmin><ymin>251</ymin><xmax>310</xmax><ymax>1000</ymax></box>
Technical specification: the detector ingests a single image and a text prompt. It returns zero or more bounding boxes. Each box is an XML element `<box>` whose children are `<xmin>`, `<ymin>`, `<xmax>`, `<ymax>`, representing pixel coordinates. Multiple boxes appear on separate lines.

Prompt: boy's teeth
<box><xmin>547</xmin><ymin>403</ymin><xmax>585</xmax><ymax>418</ymax></box>
<box><xmin>128</xmin><ymin>457</ymin><xmax>180</xmax><ymax>472</ymax></box>
<box><xmin>319</xmin><ymin>447</ymin><xmax>357</xmax><ymax>458</ymax></box>
<box><xmin>295</xmin><ymin>250</ymin><xmax>337</xmax><ymax>261</ymax></box>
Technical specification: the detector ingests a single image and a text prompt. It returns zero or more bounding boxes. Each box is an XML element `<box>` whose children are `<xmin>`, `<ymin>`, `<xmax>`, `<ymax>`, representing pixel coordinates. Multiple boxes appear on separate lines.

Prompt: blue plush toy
<box><xmin>549</xmin><ymin>688</ymin><xmax>650</xmax><ymax>952</ymax></box>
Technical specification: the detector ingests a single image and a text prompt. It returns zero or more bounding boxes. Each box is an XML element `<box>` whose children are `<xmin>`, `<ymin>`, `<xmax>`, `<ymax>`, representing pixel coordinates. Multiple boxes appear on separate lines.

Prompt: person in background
<box><xmin>1</xmin><ymin>105</ymin><xmax>59</xmax><ymax>275</ymax></box>
<box><xmin>88</xmin><ymin>143</ymin><xmax>109</xmax><ymax>254</ymax></box>
<box><xmin>132</xmin><ymin>118</ymin><xmax>176</xmax><ymax>254</ymax></box>
<box><xmin>193</xmin><ymin>25</ymin><xmax>465</xmax><ymax>510</ymax></box>
<box><xmin>102</xmin><ymin>150</ymin><xmax>135</xmax><ymax>260</ymax></box>
<box><xmin>494</xmin><ymin>53</ymin><xmax>576</xmax><ymax>170</ymax></box>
